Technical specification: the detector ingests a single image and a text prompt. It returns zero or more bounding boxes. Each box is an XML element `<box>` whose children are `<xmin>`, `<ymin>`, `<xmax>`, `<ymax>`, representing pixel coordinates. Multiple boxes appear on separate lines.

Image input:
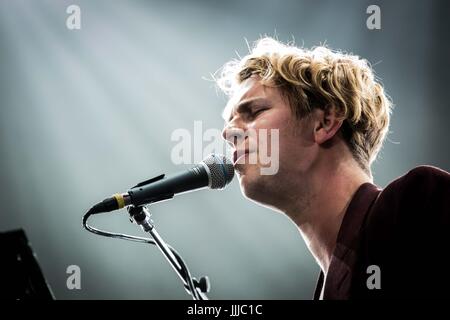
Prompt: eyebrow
<box><xmin>225</xmin><ymin>97</ymin><xmax>268</xmax><ymax>122</ymax></box>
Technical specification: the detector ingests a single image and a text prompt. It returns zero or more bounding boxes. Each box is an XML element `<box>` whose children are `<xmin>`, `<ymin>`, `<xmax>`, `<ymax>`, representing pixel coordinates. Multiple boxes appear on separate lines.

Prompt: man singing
<box><xmin>216</xmin><ymin>37</ymin><xmax>450</xmax><ymax>299</ymax></box>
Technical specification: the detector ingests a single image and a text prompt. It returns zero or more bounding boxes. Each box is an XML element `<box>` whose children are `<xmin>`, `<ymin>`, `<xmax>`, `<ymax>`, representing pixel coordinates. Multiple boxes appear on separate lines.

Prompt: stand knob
<box><xmin>195</xmin><ymin>276</ymin><xmax>210</xmax><ymax>293</ymax></box>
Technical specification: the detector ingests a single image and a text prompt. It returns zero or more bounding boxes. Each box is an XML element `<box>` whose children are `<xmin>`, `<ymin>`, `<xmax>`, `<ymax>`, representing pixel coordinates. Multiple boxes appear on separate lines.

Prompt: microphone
<box><xmin>88</xmin><ymin>154</ymin><xmax>234</xmax><ymax>214</ymax></box>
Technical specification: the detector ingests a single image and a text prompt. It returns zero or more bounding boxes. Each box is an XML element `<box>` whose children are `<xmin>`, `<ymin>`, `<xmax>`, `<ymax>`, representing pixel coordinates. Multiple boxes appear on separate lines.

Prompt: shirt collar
<box><xmin>313</xmin><ymin>182</ymin><xmax>381</xmax><ymax>299</ymax></box>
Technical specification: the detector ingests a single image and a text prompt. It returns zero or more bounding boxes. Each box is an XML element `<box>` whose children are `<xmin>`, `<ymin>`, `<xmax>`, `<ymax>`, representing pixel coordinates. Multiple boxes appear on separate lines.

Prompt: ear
<box><xmin>312</xmin><ymin>106</ymin><xmax>344</xmax><ymax>145</ymax></box>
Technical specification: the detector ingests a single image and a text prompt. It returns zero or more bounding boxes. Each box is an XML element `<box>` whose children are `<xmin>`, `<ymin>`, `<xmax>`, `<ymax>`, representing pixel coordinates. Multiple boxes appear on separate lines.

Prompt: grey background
<box><xmin>0</xmin><ymin>0</ymin><xmax>448</xmax><ymax>299</ymax></box>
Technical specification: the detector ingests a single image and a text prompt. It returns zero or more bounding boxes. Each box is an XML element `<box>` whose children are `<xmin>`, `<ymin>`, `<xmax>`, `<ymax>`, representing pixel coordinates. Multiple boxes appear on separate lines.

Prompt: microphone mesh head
<box><xmin>202</xmin><ymin>154</ymin><xmax>235</xmax><ymax>189</ymax></box>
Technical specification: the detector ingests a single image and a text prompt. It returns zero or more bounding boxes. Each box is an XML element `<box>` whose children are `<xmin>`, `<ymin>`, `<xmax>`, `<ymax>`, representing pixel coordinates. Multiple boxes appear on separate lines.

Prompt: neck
<box><xmin>283</xmin><ymin>156</ymin><xmax>371</xmax><ymax>274</ymax></box>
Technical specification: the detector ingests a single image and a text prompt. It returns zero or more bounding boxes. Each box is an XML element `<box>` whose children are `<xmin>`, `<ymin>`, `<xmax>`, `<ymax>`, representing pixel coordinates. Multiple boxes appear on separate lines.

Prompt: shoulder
<box><xmin>364</xmin><ymin>165</ymin><xmax>450</xmax><ymax>242</ymax></box>
<box><xmin>356</xmin><ymin>166</ymin><xmax>450</xmax><ymax>297</ymax></box>
<box><xmin>377</xmin><ymin>165</ymin><xmax>450</xmax><ymax>215</ymax></box>
<box><xmin>386</xmin><ymin>165</ymin><xmax>450</xmax><ymax>193</ymax></box>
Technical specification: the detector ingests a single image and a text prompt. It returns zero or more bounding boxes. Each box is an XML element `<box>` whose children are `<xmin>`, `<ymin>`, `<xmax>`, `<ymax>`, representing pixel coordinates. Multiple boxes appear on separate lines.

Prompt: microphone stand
<box><xmin>128</xmin><ymin>205</ymin><xmax>210</xmax><ymax>300</ymax></box>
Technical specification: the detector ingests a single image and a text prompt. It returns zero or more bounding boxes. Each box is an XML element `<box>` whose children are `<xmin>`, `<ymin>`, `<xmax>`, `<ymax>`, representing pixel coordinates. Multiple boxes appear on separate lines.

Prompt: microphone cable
<box><xmin>82</xmin><ymin>208</ymin><xmax>201</xmax><ymax>300</ymax></box>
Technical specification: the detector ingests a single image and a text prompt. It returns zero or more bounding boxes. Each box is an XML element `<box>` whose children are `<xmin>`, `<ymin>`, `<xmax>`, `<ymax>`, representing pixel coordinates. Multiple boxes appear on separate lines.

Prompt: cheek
<box><xmin>275</xmin><ymin>123</ymin><xmax>312</xmax><ymax>165</ymax></box>
<box><xmin>251</xmin><ymin>113</ymin><xmax>293</xmax><ymax>142</ymax></box>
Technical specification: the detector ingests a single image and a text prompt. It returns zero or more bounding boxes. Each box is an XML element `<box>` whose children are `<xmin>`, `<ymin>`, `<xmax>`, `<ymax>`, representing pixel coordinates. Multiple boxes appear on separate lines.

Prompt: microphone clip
<box><xmin>130</xmin><ymin>173</ymin><xmax>165</xmax><ymax>188</ymax></box>
<box><xmin>128</xmin><ymin>174</ymin><xmax>175</xmax><ymax>206</ymax></box>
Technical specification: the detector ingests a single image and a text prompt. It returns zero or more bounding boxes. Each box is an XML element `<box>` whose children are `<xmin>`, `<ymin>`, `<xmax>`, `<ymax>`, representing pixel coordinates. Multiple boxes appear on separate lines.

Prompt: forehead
<box><xmin>222</xmin><ymin>77</ymin><xmax>267</xmax><ymax>121</ymax></box>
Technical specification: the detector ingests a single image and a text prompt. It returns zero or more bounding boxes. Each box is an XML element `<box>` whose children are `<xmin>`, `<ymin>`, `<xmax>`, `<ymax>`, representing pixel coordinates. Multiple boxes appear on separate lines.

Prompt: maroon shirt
<box><xmin>314</xmin><ymin>166</ymin><xmax>450</xmax><ymax>299</ymax></box>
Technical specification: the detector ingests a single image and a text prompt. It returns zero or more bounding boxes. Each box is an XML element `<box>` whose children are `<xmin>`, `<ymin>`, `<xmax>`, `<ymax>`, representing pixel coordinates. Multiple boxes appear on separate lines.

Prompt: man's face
<box><xmin>222</xmin><ymin>77</ymin><xmax>317</xmax><ymax>207</ymax></box>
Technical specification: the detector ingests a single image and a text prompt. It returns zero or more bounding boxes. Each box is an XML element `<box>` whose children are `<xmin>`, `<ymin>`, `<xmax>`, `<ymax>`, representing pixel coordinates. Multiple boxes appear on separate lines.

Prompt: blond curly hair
<box><xmin>216</xmin><ymin>37</ymin><xmax>392</xmax><ymax>174</ymax></box>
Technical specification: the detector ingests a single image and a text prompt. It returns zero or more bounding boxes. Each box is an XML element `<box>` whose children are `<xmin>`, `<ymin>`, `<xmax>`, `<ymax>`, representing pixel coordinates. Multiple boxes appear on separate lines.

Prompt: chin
<box><xmin>238</xmin><ymin>167</ymin><xmax>268</xmax><ymax>203</ymax></box>
<box><xmin>240</xmin><ymin>180</ymin><xmax>285</xmax><ymax>218</ymax></box>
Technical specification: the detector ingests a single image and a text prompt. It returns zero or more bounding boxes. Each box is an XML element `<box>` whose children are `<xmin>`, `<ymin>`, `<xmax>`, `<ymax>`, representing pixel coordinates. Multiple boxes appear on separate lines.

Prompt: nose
<box><xmin>222</xmin><ymin>124</ymin><xmax>245</xmax><ymax>149</ymax></box>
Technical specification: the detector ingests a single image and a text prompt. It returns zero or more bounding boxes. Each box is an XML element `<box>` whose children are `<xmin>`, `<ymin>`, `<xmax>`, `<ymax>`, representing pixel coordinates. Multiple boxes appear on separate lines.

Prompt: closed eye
<box><xmin>251</xmin><ymin>108</ymin><xmax>269</xmax><ymax>118</ymax></box>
